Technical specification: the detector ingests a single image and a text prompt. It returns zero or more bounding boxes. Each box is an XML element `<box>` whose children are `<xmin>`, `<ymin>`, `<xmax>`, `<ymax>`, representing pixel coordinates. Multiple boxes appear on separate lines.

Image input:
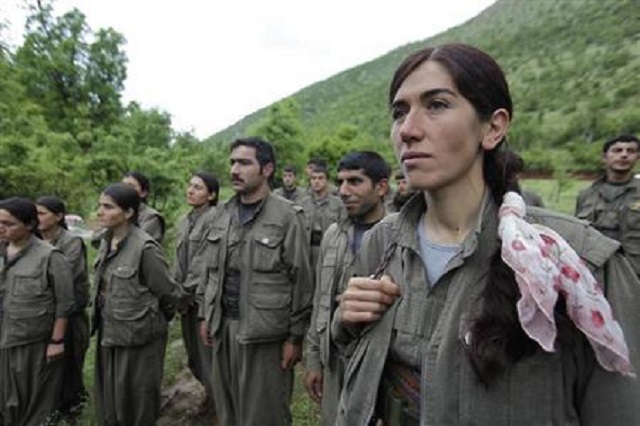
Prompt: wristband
<box><xmin>50</xmin><ymin>338</ymin><xmax>64</xmax><ymax>344</ymax></box>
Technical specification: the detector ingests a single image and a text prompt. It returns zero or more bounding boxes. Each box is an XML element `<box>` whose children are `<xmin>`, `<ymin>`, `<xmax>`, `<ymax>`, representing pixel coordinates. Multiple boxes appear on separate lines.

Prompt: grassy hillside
<box><xmin>206</xmin><ymin>0</ymin><xmax>640</xmax><ymax>173</ymax></box>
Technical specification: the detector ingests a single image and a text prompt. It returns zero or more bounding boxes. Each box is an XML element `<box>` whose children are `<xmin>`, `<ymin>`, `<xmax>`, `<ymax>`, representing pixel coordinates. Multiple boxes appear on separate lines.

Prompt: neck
<box><xmin>110</xmin><ymin>223</ymin><xmax>130</xmax><ymax>245</ymax></box>
<box><xmin>423</xmin><ymin>183</ymin><xmax>485</xmax><ymax>245</ymax></box>
<box><xmin>356</xmin><ymin>202</ymin><xmax>386</xmax><ymax>225</ymax></box>
<box><xmin>240</xmin><ymin>183</ymin><xmax>270</xmax><ymax>204</ymax></box>
<box><xmin>607</xmin><ymin>170</ymin><xmax>633</xmax><ymax>184</ymax></box>
<box><xmin>9</xmin><ymin>234</ymin><xmax>31</xmax><ymax>253</ymax></box>
<box><xmin>191</xmin><ymin>203</ymin><xmax>209</xmax><ymax>214</ymax></box>
<box><xmin>41</xmin><ymin>226</ymin><xmax>59</xmax><ymax>243</ymax></box>
<box><xmin>314</xmin><ymin>189</ymin><xmax>328</xmax><ymax>199</ymax></box>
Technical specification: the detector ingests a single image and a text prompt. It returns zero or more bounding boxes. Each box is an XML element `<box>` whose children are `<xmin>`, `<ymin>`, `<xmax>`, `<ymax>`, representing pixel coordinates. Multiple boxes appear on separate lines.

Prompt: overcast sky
<box><xmin>2</xmin><ymin>0</ymin><xmax>496</xmax><ymax>138</ymax></box>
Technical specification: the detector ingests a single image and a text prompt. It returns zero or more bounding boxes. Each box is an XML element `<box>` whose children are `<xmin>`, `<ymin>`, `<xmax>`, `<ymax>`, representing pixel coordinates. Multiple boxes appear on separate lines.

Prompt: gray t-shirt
<box><xmin>417</xmin><ymin>220</ymin><xmax>461</xmax><ymax>286</ymax></box>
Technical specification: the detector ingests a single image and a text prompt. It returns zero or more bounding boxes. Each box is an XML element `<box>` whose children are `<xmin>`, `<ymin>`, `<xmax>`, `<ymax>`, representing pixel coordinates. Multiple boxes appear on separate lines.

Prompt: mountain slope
<box><xmin>206</xmin><ymin>0</ymin><xmax>640</xmax><ymax>171</ymax></box>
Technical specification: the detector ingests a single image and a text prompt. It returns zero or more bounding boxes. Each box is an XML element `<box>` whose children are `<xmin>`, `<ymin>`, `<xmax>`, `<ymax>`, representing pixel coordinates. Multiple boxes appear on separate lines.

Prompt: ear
<box><xmin>124</xmin><ymin>208</ymin><xmax>135</xmax><ymax>222</ymax></box>
<box><xmin>480</xmin><ymin>108</ymin><xmax>510</xmax><ymax>151</ymax></box>
<box><xmin>208</xmin><ymin>193</ymin><xmax>217</xmax><ymax>203</ymax></box>
<box><xmin>262</xmin><ymin>162</ymin><xmax>275</xmax><ymax>179</ymax></box>
<box><xmin>375</xmin><ymin>179</ymin><xmax>389</xmax><ymax>199</ymax></box>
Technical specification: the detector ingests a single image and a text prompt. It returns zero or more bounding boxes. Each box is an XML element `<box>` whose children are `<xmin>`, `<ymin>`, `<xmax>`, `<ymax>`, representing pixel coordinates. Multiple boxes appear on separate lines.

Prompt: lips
<box><xmin>401</xmin><ymin>152</ymin><xmax>431</xmax><ymax>162</ymax></box>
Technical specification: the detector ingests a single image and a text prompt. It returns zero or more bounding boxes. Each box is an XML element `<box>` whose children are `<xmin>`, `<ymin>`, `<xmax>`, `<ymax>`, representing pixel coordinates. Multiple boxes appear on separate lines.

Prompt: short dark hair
<box><xmin>307</xmin><ymin>157</ymin><xmax>327</xmax><ymax>168</ymax></box>
<box><xmin>602</xmin><ymin>134</ymin><xmax>640</xmax><ymax>153</ymax></box>
<box><xmin>230</xmin><ymin>137</ymin><xmax>276</xmax><ymax>175</ymax></box>
<box><xmin>311</xmin><ymin>165</ymin><xmax>329</xmax><ymax>178</ymax></box>
<box><xmin>102</xmin><ymin>183</ymin><xmax>140</xmax><ymax>225</ymax></box>
<box><xmin>337</xmin><ymin>151</ymin><xmax>391</xmax><ymax>184</ymax></box>
<box><xmin>283</xmin><ymin>164</ymin><xmax>297</xmax><ymax>174</ymax></box>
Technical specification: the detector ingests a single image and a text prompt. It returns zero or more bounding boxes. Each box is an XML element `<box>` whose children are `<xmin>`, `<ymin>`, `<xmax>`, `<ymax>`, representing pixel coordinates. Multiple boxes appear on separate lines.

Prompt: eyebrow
<box><xmin>391</xmin><ymin>87</ymin><xmax>457</xmax><ymax>108</ymax></box>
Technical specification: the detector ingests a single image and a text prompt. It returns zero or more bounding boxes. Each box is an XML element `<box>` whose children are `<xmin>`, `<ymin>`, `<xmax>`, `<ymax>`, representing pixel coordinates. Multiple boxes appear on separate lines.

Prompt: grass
<box><xmin>69</xmin><ymin>177</ymin><xmax>588</xmax><ymax>424</ymax></box>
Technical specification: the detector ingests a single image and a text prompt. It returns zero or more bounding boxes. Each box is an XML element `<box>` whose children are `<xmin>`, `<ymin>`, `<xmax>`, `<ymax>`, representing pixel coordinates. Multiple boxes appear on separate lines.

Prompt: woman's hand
<box><xmin>339</xmin><ymin>275</ymin><xmax>401</xmax><ymax>324</ymax></box>
<box><xmin>46</xmin><ymin>342</ymin><xmax>65</xmax><ymax>363</ymax></box>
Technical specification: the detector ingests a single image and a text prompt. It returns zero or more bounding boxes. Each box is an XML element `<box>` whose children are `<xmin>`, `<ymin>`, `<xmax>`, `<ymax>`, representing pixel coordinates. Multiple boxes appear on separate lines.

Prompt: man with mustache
<box><xmin>195</xmin><ymin>137</ymin><xmax>313</xmax><ymax>426</ymax></box>
<box><xmin>576</xmin><ymin>134</ymin><xmax>640</xmax><ymax>274</ymax></box>
<box><xmin>303</xmin><ymin>151</ymin><xmax>390</xmax><ymax>426</ymax></box>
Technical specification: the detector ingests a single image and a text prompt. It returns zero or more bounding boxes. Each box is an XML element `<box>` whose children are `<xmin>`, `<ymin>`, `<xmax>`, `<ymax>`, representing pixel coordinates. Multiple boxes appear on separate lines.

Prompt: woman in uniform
<box><xmin>174</xmin><ymin>171</ymin><xmax>219</xmax><ymax>418</ymax></box>
<box><xmin>122</xmin><ymin>171</ymin><xmax>166</xmax><ymax>243</ymax></box>
<box><xmin>92</xmin><ymin>183</ymin><xmax>182</xmax><ymax>426</ymax></box>
<box><xmin>36</xmin><ymin>195</ymin><xmax>90</xmax><ymax>419</ymax></box>
<box><xmin>0</xmin><ymin>197</ymin><xmax>75</xmax><ymax>425</ymax></box>
<box><xmin>335</xmin><ymin>44</ymin><xmax>640</xmax><ymax>425</ymax></box>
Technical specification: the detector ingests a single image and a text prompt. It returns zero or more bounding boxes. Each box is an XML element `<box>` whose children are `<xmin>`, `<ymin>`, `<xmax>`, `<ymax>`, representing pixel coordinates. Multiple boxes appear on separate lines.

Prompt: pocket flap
<box><xmin>9</xmin><ymin>307</ymin><xmax>48</xmax><ymax>319</ymax></box>
<box><xmin>249</xmin><ymin>292</ymin><xmax>290</xmax><ymax>309</ymax></box>
<box><xmin>113</xmin><ymin>266</ymin><xmax>137</xmax><ymax>279</ymax></box>
<box><xmin>254</xmin><ymin>234</ymin><xmax>283</xmax><ymax>249</ymax></box>
<box><xmin>111</xmin><ymin>305</ymin><xmax>151</xmax><ymax>321</ymax></box>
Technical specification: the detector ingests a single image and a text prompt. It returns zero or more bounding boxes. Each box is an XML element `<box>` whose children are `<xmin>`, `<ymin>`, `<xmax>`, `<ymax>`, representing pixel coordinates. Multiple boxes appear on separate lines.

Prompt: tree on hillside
<box><xmin>15</xmin><ymin>0</ymin><xmax>127</xmax><ymax>145</ymax></box>
<box><xmin>248</xmin><ymin>98</ymin><xmax>306</xmax><ymax>175</ymax></box>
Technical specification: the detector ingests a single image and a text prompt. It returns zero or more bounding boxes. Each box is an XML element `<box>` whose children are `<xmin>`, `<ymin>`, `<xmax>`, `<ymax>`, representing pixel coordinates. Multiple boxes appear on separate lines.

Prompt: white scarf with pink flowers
<box><xmin>498</xmin><ymin>191</ymin><xmax>634</xmax><ymax>376</ymax></box>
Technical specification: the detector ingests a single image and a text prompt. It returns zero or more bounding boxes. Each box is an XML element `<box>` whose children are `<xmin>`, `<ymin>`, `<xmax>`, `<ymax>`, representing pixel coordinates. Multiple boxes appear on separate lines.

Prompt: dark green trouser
<box><xmin>0</xmin><ymin>341</ymin><xmax>64</xmax><ymax>426</ymax></box>
<box><xmin>61</xmin><ymin>311</ymin><xmax>90</xmax><ymax>413</ymax></box>
<box><xmin>181</xmin><ymin>304</ymin><xmax>216</xmax><ymax>411</ymax></box>
<box><xmin>211</xmin><ymin>319</ymin><xmax>293</xmax><ymax>426</ymax></box>
<box><xmin>94</xmin><ymin>333</ymin><xmax>167</xmax><ymax>426</ymax></box>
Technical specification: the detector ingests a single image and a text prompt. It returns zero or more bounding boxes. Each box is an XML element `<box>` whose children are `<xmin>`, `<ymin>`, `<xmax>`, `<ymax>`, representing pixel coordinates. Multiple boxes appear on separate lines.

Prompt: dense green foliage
<box><xmin>0</xmin><ymin>1</ymin><xmax>208</xmax><ymax>222</ymax></box>
<box><xmin>207</xmin><ymin>0</ymin><xmax>640</xmax><ymax>175</ymax></box>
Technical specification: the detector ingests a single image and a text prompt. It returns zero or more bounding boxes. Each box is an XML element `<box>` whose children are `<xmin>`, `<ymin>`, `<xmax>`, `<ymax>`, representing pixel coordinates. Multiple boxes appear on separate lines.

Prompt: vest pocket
<box><xmin>246</xmin><ymin>292</ymin><xmax>290</xmax><ymax>339</ymax></box>
<box><xmin>7</xmin><ymin>305</ymin><xmax>53</xmax><ymax>343</ymax></box>
<box><xmin>252</xmin><ymin>232</ymin><xmax>284</xmax><ymax>272</ymax></box>
<box><xmin>12</xmin><ymin>272</ymin><xmax>46</xmax><ymax>297</ymax></box>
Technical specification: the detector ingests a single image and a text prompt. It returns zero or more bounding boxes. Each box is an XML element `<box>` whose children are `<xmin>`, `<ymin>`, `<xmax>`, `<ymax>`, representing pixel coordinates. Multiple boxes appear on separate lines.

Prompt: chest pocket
<box><xmin>252</xmin><ymin>226</ymin><xmax>284</xmax><ymax>272</ymax></box>
<box><xmin>110</xmin><ymin>266</ymin><xmax>147</xmax><ymax>300</ymax></box>
<box><xmin>205</xmin><ymin>230</ymin><xmax>224</xmax><ymax>270</ymax></box>
<box><xmin>11</xmin><ymin>271</ymin><xmax>46</xmax><ymax>298</ymax></box>
<box><xmin>625</xmin><ymin>198</ymin><xmax>640</xmax><ymax>230</ymax></box>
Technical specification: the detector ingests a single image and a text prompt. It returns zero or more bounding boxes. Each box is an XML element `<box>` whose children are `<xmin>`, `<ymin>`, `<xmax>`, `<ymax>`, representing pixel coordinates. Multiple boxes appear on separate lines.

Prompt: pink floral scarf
<box><xmin>498</xmin><ymin>191</ymin><xmax>634</xmax><ymax>376</ymax></box>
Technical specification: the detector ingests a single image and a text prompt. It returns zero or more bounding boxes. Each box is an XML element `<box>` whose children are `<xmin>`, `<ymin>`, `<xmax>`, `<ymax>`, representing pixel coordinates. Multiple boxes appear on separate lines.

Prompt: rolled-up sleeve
<box><xmin>48</xmin><ymin>250</ymin><xmax>75</xmax><ymax>318</ymax></box>
<box><xmin>140</xmin><ymin>242</ymin><xmax>183</xmax><ymax>320</ymax></box>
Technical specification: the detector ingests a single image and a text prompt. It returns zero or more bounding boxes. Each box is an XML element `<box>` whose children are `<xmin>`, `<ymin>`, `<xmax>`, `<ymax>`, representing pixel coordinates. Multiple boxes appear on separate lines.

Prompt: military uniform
<box><xmin>576</xmin><ymin>177</ymin><xmax>640</xmax><ymax>275</ymax></box>
<box><xmin>93</xmin><ymin>225</ymin><xmax>181</xmax><ymax>426</ymax></box>
<box><xmin>51</xmin><ymin>229</ymin><xmax>90</xmax><ymax>414</ymax></box>
<box><xmin>0</xmin><ymin>236</ymin><xmax>75</xmax><ymax>425</ymax></box>
<box><xmin>298</xmin><ymin>194</ymin><xmax>345</xmax><ymax>270</ymax></box>
<box><xmin>334</xmin><ymin>193</ymin><xmax>640</xmax><ymax>425</ymax></box>
<box><xmin>196</xmin><ymin>194</ymin><xmax>313</xmax><ymax>426</ymax></box>
<box><xmin>174</xmin><ymin>206</ymin><xmax>217</xmax><ymax>413</ymax></box>
<box><xmin>273</xmin><ymin>186</ymin><xmax>304</xmax><ymax>202</ymax></box>
<box><xmin>305</xmin><ymin>218</ymin><xmax>376</xmax><ymax>425</ymax></box>
<box><xmin>138</xmin><ymin>202</ymin><xmax>165</xmax><ymax>243</ymax></box>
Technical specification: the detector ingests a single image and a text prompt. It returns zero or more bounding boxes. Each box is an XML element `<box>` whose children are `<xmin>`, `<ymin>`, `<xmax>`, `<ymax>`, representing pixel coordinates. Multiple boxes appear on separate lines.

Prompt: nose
<box><xmin>397</xmin><ymin>110</ymin><xmax>424</xmax><ymax>146</ymax></box>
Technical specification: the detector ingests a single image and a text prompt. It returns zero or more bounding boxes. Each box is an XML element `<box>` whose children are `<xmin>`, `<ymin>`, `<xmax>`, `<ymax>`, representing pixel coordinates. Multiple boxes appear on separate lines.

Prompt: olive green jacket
<box><xmin>305</xmin><ymin>219</ymin><xmax>356</xmax><ymax>372</ymax></box>
<box><xmin>576</xmin><ymin>177</ymin><xmax>640</xmax><ymax>275</ymax></box>
<box><xmin>196</xmin><ymin>194</ymin><xmax>313</xmax><ymax>343</ymax></box>
<box><xmin>335</xmin><ymin>194</ymin><xmax>640</xmax><ymax>425</ymax></box>
<box><xmin>93</xmin><ymin>226</ymin><xmax>181</xmax><ymax>347</ymax></box>
<box><xmin>0</xmin><ymin>236</ymin><xmax>75</xmax><ymax>348</ymax></box>
<box><xmin>138</xmin><ymin>202</ymin><xmax>166</xmax><ymax>243</ymax></box>
<box><xmin>273</xmin><ymin>186</ymin><xmax>305</xmax><ymax>203</ymax></box>
<box><xmin>53</xmin><ymin>228</ymin><xmax>90</xmax><ymax>312</ymax></box>
<box><xmin>173</xmin><ymin>205</ymin><xmax>217</xmax><ymax>291</ymax></box>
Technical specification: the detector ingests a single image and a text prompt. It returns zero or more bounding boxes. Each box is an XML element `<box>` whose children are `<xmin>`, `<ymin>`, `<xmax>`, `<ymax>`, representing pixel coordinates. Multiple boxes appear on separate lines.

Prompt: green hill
<box><xmin>205</xmin><ymin>0</ymin><xmax>640</xmax><ymax>173</ymax></box>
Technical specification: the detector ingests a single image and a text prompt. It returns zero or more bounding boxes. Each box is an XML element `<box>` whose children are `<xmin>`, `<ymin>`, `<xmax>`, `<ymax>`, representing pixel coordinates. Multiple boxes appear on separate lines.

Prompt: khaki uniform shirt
<box><xmin>52</xmin><ymin>228</ymin><xmax>90</xmax><ymax>312</ymax></box>
<box><xmin>0</xmin><ymin>236</ymin><xmax>75</xmax><ymax>348</ymax></box>
<box><xmin>576</xmin><ymin>177</ymin><xmax>640</xmax><ymax>275</ymax></box>
<box><xmin>335</xmin><ymin>193</ymin><xmax>640</xmax><ymax>425</ymax></box>
<box><xmin>273</xmin><ymin>186</ymin><xmax>304</xmax><ymax>202</ymax></box>
<box><xmin>173</xmin><ymin>205</ymin><xmax>216</xmax><ymax>291</ymax></box>
<box><xmin>196</xmin><ymin>194</ymin><xmax>313</xmax><ymax>343</ymax></box>
<box><xmin>138</xmin><ymin>202</ymin><xmax>165</xmax><ymax>243</ymax></box>
<box><xmin>93</xmin><ymin>226</ymin><xmax>181</xmax><ymax>347</ymax></box>
<box><xmin>299</xmin><ymin>194</ymin><xmax>346</xmax><ymax>269</ymax></box>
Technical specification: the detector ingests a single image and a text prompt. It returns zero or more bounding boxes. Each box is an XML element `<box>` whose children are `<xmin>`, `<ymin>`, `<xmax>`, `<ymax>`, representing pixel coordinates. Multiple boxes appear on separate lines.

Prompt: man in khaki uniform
<box><xmin>196</xmin><ymin>137</ymin><xmax>313</xmax><ymax>426</ymax></box>
<box><xmin>576</xmin><ymin>134</ymin><xmax>640</xmax><ymax>274</ymax></box>
<box><xmin>299</xmin><ymin>165</ymin><xmax>346</xmax><ymax>270</ymax></box>
<box><xmin>273</xmin><ymin>164</ymin><xmax>304</xmax><ymax>202</ymax></box>
<box><xmin>303</xmin><ymin>151</ymin><xmax>390</xmax><ymax>425</ymax></box>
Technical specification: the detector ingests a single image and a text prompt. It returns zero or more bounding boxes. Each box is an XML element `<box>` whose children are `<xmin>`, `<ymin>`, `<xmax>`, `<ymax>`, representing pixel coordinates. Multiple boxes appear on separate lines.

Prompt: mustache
<box><xmin>230</xmin><ymin>174</ymin><xmax>244</xmax><ymax>183</ymax></box>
